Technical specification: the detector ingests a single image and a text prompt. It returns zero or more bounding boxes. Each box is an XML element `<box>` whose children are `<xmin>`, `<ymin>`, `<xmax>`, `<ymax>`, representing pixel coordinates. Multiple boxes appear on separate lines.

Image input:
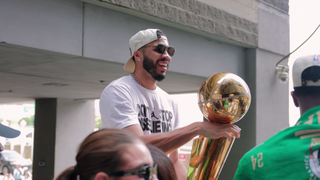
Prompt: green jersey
<box><xmin>234</xmin><ymin>106</ymin><xmax>320</xmax><ymax>180</ymax></box>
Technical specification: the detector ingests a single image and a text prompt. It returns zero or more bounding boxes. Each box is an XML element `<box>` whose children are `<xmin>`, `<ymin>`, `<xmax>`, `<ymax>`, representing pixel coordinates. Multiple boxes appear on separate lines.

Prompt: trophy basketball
<box><xmin>187</xmin><ymin>72</ymin><xmax>251</xmax><ymax>180</ymax></box>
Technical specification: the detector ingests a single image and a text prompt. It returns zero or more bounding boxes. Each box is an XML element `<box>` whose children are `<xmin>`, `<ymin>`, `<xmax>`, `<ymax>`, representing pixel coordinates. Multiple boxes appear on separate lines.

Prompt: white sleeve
<box><xmin>100</xmin><ymin>83</ymin><xmax>139</xmax><ymax>129</ymax></box>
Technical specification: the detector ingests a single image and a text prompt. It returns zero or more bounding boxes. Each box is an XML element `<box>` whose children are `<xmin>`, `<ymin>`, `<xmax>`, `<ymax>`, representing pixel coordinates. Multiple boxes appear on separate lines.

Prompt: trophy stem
<box><xmin>187</xmin><ymin>136</ymin><xmax>236</xmax><ymax>180</ymax></box>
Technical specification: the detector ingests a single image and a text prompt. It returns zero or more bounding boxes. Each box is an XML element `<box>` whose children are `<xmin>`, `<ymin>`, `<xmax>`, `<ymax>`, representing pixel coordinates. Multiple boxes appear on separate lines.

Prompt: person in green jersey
<box><xmin>234</xmin><ymin>54</ymin><xmax>320</xmax><ymax>180</ymax></box>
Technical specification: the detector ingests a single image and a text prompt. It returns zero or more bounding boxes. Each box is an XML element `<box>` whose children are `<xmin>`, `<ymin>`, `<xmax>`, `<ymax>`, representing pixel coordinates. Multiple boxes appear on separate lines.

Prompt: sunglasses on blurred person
<box><xmin>143</xmin><ymin>44</ymin><xmax>175</xmax><ymax>57</ymax></box>
<box><xmin>108</xmin><ymin>163</ymin><xmax>158</xmax><ymax>180</ymax></box>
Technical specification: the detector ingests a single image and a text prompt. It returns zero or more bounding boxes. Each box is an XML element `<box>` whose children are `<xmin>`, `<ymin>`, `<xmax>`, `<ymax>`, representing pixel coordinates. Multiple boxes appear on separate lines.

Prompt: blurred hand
<box><xmin>197</xmin><ymin>122</ymin><xmax>241</xmax><ymax>141</ymax></box>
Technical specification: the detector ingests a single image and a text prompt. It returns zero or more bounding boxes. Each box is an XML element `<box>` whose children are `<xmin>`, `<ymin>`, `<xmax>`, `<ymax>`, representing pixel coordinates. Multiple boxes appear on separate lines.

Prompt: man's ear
<box><xmin>94</xmin><ymin>172</ymin><xmax>109</xmax><ymax>180</ymax></box>
<box><xmin>291</xmin><ymin>91</ymin><xmax>299</xmax><ymax>107</ymax></box>
<box><xmin>133</xmin><ymin>50</ymin><xmax>142</xmax><ymax>61</ymax></box>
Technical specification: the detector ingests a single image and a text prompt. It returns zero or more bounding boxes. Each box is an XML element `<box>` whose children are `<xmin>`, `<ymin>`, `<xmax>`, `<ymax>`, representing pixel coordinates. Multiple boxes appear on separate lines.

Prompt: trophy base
<box><xmin>187</xmin><ymin>136</ymin><xmax>235</xmax><ymax>180</ymax></box>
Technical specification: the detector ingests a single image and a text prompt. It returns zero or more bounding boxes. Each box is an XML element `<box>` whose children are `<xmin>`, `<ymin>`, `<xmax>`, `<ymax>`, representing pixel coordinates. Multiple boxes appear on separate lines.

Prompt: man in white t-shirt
<box><xmin>100</xmin><ymin>28</ymin><xmax>241</xmax><ymax>179</ymax></box>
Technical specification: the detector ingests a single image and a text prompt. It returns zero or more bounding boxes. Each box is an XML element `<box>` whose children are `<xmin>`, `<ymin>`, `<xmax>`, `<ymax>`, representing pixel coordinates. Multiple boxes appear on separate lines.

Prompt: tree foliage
<box><xmin>95</xmin><ymin>116</ymin><xmax>101</xmax><ymax>129</ymax></box>
<box><xmin>18</xmin><ymin>115</ymin><xmax>34</xmax><ymax>126</ymax></box>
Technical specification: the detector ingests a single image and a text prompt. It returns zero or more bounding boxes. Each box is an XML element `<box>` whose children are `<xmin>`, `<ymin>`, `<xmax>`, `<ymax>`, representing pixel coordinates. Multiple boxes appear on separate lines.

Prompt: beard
<box><xmin>143</xmin><ymin>55</ymin><xmax>168</xmax><ymax>81</ymax></box>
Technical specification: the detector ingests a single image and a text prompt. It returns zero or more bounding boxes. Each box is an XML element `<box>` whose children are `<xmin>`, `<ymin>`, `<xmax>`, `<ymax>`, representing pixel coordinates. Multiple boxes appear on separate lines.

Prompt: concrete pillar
<box><xmin>33</xmin><ymin>98</ymin><xmax>95</xmax><ymax>180</ymax></box>
<box><xmin>13</xmin><ymin>145</ymin><xmax>21</xmax><ymax>154</ymax></box>
<box><xmin>219</xmin><ymin>48</ymin><xmax>258</xmax><ymax>179</ymax></box>
<box><xmin>33</xmin><ymin>98</ymin><xmax>57</xmax><ymax>180</ymax></box>
<box><xmin>4</xmin><ymin>144</ymin><xmax>11</xmax><ymax>150</ymax></box>
<box><xmin>23</xmin><ymin>145</ymin><xmax>32</xmax><ymax>160</ymax></box>
<box><xmin>54</xmin><ymin>99</ymin><xmax>95</xmax><ymax>178</ymax></box>
<box><xmin>220</xmin><ymin>2</ymin><xmax>289</xmax><ymax>178</ymax></box>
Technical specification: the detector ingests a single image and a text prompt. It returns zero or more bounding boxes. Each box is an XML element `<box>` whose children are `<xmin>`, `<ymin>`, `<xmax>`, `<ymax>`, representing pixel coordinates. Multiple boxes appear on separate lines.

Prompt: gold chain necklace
<box><xmin>131</xmin><ymin>73</ymin><xmax>142</xmax><ymax>86</ymax></box>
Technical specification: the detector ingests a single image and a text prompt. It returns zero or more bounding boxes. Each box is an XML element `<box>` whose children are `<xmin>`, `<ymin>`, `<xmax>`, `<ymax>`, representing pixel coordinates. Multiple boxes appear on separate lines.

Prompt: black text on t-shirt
<box><xmin>137</xmin><ymin>104</ymin><xmax>173</xmax><ymax>133</ymax></box>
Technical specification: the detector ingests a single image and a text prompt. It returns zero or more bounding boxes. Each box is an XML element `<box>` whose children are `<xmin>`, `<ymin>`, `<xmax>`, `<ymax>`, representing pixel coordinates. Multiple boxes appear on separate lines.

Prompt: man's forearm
<box><xmin>139</xmin><ymin>122</ymin><xmax>200</xmax><ymax>154</ymax></box>
<box><xmin>124</xmin><ymin>121</ymin><xmax>241</xmax><ymax>154</ymax></box>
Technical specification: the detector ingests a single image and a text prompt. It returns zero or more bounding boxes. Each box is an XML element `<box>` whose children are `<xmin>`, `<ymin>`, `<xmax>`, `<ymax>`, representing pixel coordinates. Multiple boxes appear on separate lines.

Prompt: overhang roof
<box><xmin>0</xmin><ymin>43</ymin><xmax>205</xmax><ymax>104</ymax></box>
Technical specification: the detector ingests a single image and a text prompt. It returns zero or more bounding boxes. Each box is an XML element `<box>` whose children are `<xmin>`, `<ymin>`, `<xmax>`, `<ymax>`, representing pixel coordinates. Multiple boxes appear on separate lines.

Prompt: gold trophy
<box><xmin>187</xmin><ymin>72</ymin><xmax>251</xmax><ymax>180</ymax></box>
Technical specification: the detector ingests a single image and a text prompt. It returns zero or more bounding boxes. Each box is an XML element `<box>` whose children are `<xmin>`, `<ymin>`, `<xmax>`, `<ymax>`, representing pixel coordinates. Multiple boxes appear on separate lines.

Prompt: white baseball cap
<box><xmin>124</xmin><ymin>29</ymin><xmax>168</xmax><ymax>71</ymax></box>
<box><xmin>292</xmin><ymin>54</ymin><xmax>320</xmax><ymax>87</ymax></box>
<box><xmin>0</xmin><ymin>123</ymin><xmax>20</xmax><ymax>138</ymax></box>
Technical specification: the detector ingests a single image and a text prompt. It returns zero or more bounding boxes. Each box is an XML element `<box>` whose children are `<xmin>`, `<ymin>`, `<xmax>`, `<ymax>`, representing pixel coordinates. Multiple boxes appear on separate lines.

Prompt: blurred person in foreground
<box><xmin>13</xmin><ymin>164</ymin><xmax>23</xmax><ymax>180</ymax></box>
<box><xmin>3</xmin><ymin>173</ymin><xmax>14</xmax><ymax>180</ymax></box>
<box><xmin>55</xmin><ymin>128</ymin><xmax>158</xmax><ymax>180</ymax></box>
<box><xmin>0</xmin><ymin>123</ymin><xmax>20</xmax><ymax>180</ymax></box>
<box><xmin>100</xmin><ymin>28</ymin><xmax>241</xmax><ymax>179</ymax></box>
<box><xmin>234</xmin><ymin>54</ymin><xmax>320</xmax><ymax>180</ymax></box>
<box><xmin>147</xmin><ymin>144</ymin><xmax>178</xmax><ymax>180</ymax></box>
<box><xmin>23</xmin><ymin>170</ymin><xmax>32</xmax><ymax>180</ymax></box>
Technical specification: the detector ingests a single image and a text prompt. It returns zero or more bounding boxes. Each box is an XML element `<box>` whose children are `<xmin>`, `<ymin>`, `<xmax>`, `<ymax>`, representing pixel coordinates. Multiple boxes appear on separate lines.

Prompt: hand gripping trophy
<box><xmin>187</xmin><ymin>72</ymin><xmax>251</xmax><ymax>180</ymax></box>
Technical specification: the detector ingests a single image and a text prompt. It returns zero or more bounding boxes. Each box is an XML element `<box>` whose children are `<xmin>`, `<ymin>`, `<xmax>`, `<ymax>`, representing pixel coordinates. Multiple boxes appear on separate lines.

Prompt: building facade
<box><xmin>0</xmin><ymin>0</ymin><xmax>289</xmax><ymax>179</ymax></box>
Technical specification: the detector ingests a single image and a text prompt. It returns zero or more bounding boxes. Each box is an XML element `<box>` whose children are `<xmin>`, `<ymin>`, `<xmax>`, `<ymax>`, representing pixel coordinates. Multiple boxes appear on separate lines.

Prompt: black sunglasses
<box><xmin>107</xmin><ymin>163</ymin><xmax>157</xmax><ymax>180</ymax></box>
<box><xmin>144</xmin><ymin>44</ymin><xmax>175</xmax><ymax>57</ymax></box>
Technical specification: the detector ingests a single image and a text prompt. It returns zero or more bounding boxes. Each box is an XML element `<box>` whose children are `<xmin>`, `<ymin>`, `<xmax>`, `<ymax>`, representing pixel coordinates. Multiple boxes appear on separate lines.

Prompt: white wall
<box><xmin>83</xmin><ymin>3</ymin><xmax>246</xmax><ymax>77</ymax></box>
<box><xmin>0</xmin><ymin>0</ymin><xmax>83</xmax><ymax>56</ymax></box>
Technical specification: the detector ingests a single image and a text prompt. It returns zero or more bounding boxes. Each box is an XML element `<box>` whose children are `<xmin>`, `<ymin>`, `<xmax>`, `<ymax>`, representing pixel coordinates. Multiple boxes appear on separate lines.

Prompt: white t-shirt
<box><xmin>100</xmin><ymin>75</ymin><xmax>179</xmax><ymax>134</ymax></box>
